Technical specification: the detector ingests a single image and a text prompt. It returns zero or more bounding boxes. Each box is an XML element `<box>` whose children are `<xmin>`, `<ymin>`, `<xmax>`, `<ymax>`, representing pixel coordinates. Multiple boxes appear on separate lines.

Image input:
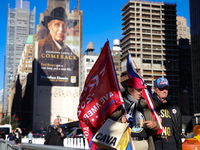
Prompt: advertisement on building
<box><xmin>33</xmin><ymin>0</ymin><xmax>81</xmax><ymax>131</ymax></box>
<box><xmin>37</xmin><ymin>5</ymin><xmax>79</xmax><ymax>86</ymax></box>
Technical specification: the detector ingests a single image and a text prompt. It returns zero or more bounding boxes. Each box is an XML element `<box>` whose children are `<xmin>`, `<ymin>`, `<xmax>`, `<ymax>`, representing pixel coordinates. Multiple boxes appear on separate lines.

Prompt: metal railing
<box><xmin>0</xmin><ymin>138</ymin><xmax>90</xmax><ymax>150</ymax></box>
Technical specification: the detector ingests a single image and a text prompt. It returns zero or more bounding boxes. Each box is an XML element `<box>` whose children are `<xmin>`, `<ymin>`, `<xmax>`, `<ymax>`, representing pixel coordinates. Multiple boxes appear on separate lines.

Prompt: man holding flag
<box><xmin>121</xmin><ymin>77</ymin><xmax>159</xmax><ymax>150</ymax></box>
<box><xmin>77</xmin><ymin>41</ymin><xmax>160</xmax><ymax>150</ymax></box>
<box><xmin>126</xmin><ymin>51</ymin><xmax>164</xmax><ymax>134</ymax></box>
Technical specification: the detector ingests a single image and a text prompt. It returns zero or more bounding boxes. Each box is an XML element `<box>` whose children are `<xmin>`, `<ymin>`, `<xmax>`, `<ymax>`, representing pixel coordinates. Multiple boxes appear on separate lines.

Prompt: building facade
<box><xmin>0</xmin><ymin>89</ymin><xmax>3</xmax><ymax>122</ymax></box>
<box><xmin>4</xmin><ymin>0</ymin><xmax>35</xmax><ymax>116</ymax></box>
<box><xmin>189</xmin><ymin>0</ymin><xmax>200</xmax><ymax>113</ymax></box>
<box><xmin>7</xmin><ymin>35</ymin><xmax>34</xmax><ymax>129</ymax></box>
<box><xmin>80</xmin><ymin>42</ymin><xmax>99</xmax><ymax>93</ymax></box>
<box><xmin>178</xmin><ymin>39</ymin><xmax>193</xmax><ymax>116</ymax></box>
<box><xmin>111</xmin><ymin>39</ymin><xmax>122</xmax><ymax>84</ymax></box>
<box><xmin>120</xmin><ymin>0</ymin><xmax>180</xmax><ymax>104</ymax></box>
<box><xmin>17</xmin><ymin>35</ymin><xmax>34</xmax><ymax>81</ymax></box>
<box><xmin>177</xmin><ymin>16</ymin><xmax>190</xmax><ymax>43</ymax></box>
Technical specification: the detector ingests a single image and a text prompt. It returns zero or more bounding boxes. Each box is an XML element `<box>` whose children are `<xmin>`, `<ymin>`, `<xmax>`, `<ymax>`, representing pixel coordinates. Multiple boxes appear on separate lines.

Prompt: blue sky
<box><xmin>0</xmin><ymin>0</ymin><xmax>190</xmax><ymax>90</ymax></box>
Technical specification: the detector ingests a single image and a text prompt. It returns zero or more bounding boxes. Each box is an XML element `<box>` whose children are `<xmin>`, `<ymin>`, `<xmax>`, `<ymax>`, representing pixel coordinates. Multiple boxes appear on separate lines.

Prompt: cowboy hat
<box><xmin>41</xmin><ymin>7</ymin><xmax>77</xmax><ymax>29</ymax></box>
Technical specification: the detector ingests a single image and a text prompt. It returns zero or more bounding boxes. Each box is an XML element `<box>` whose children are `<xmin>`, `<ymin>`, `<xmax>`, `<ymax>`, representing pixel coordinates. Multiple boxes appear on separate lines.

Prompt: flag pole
<box><xmin>132</xmin><ymin>59</ymin><xmax>168</xmax><ymax>142</ymax></box>
<box><xmin>127</xmin><ymin>126</ymin><xmax>135</xmax><ymax>150</ymax></box>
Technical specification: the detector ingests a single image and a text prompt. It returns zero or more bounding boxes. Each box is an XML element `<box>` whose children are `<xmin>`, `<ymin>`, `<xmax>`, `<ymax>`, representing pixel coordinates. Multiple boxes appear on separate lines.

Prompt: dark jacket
<box><xmin>7</xmin><ymin>133</ymin><xmax>16</xmax><ymax>141</ymax></box>
<box><xmin>44</xmin><ymin>126</ymin><xmax>66</xmax><ymax>146</ymax></box>
<box><xmin>123</xmin><ymin>91</ymin><xmax>159</xmax><ymax>150</ymax></box>
<box><xmin>38</xmin><ymin>33</ymin><xmax>79</xmax><ymax>86</ymax></box>
<box><xmin>0</xmin><ymin>132</ymin><xmax>5</xmax><ymax>140</ymax></box>
<box><xmin>152</xmin><ymin>93</ymin><xmax>182</xmax><ymax>150</ymax></box>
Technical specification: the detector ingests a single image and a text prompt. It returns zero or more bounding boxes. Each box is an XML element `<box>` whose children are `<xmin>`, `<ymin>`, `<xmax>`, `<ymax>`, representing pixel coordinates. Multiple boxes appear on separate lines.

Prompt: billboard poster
<box><xmin>37</xmin><ymin>5</ymin><xmax>79</xmax><ymax>86</ymax></box>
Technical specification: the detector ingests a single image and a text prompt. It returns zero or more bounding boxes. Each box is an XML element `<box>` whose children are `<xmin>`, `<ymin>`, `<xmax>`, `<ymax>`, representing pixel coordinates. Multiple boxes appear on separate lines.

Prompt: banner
<box><xmin>37</xmin><ymin>5</ymin><xmax>79</xmax><ymax>86</ymax></box>
<box><xmin>33</xmin><ymin>1</ymin><xmax>80</xmax><ymax>131</ymax></box>
<box><xmin>77</xmin><ymin>41</ymin><xmax>124</xmax><ymax>149</ymax></box>
<box><xmin>127</xmin><ymin>51</ymin><xmax>163</xmax><ymax>135</ymax></box>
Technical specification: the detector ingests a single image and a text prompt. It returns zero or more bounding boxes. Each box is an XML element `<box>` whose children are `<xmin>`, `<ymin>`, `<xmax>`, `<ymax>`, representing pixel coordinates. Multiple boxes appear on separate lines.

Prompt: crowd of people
<box><xmin>121</xmin><ymin>77</ymin><xmax>182</xmax><ymax>150</ymax></box>
<box><xmin>4</xmin><ymin>128</ymin><xmax>34</xmax><ymax>145</ymax></box>
<box><xmin>1</xmin><ymin>77</ymin><xmax>182</xmax><ymax>150</ymax></box>
<box><xmin>109</xmin><ymin>77</ymin><xmax>182</xmax><ymax>150</ymax></box>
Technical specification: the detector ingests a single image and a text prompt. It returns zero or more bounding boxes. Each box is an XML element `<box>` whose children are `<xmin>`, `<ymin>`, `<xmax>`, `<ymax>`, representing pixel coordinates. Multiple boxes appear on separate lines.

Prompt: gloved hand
<box><xmin>125</xmin><ymin>114</ymin><xmax>134</xmax><ymax>128</ymax></box>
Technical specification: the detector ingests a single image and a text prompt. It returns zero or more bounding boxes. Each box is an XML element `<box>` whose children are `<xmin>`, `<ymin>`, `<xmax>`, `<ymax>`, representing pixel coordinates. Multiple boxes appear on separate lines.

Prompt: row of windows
<box><xmin>23</xmin><ymin>68</ymin><xmax>32</xmax><ymax>71</ymax></box>
<box><xmin>86</xmin><ymin>58</ymin><xmax>95</xmax><ymax>62</ymax></box>
<box><xmin>24</xmin><ymin>64</ymin><xmax>32</xmax><ymax>67</ymax></box>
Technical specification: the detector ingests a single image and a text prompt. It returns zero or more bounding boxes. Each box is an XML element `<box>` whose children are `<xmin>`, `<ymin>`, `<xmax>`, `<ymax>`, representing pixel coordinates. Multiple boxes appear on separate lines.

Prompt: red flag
<box><xmin>77</xmin><ymin>41</ymin><xmax>124</xmax><ymax>149</ymax></box>
<box><xmin>142</xmin><ymin>88</ymin><xmax>163</xmax><ymax>135</ymax></box>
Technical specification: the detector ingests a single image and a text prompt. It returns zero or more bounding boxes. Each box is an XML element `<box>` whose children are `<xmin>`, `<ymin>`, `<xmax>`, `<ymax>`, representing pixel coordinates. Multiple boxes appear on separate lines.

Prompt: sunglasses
<box><xmin>158</xmin><ymin>87</ymin><xmax>169</xmax><ymax>91</ymax></box>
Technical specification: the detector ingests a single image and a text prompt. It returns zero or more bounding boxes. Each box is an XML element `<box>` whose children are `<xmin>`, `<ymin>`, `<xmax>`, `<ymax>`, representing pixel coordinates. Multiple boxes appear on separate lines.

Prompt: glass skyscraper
<box><xmin>3</xmin><ymin>0</ymin><xmax>35</xmax><ymax>116</ymax></box>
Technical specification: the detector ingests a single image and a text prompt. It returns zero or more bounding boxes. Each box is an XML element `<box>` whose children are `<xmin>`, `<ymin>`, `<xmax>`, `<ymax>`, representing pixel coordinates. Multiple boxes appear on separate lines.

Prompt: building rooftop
<box><xmin>26</xmin><ymin>35</ymin><xmax>33</xmax><ymax>44</ymax></box>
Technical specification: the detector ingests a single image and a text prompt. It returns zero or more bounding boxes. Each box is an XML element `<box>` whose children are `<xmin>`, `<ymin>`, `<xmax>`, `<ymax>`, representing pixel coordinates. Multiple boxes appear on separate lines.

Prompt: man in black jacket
<box><xmin>152</xmin><ymin>77</ymin><xmax>182</xmax><ymax>150</ymax></box>
<box><xmin>44</xmin><ymin>119</ymin><xmax>66</xmax><ymax>146</ymax></box>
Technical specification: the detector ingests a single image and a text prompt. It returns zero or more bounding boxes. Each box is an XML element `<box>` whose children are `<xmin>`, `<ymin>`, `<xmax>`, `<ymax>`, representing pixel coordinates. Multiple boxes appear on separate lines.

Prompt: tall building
<box><xmin>0</xmin><ymin>89</ymin><xmax>4</xmax><ymax>104</ymax></box>
<box><xmin>0</xmin><ymin>89</ymin><xmax>4</xmax><ymax>122</ymax></box>
<box><xmin>111</xmin><ymin>39</ymin><xmax>122</xmax><ymax>84</ymax></box>
<box><xmin>176</xmin><ymin>16</ymin><xmax>192</xmax><ymax>115</ymax></box>
<box><xmin>189</xmin><ymin>0</ymin><xmax>200</xmax><ymax>113</ymax></box>
<box><xmin>80</xmin><ymin>42</ymin><xmax>99</xmax><ymax>93</ymax></box>
<box><xmin>177</xmin><ymin>16</ymin><xmax>190</xmax><ymax>43</ymax></box>
<box><xmin>7</xmin><ymin>35</ymin><xmax>34</xmax><ymax>119</ymax></box>
<box><xmin>178</xmin><ymin>39</ymin><xmax>193</xmax><ymax>116</ymax></box>
<box><xmin>3</xmin><ymin>0</ymin><xmax>36</xmax><ymax>116</ymax></box>
<box><xmin>120</xmin><ymin>0</ymin><xmax>180</xmax><ymax>104</ymax></box>
<box><xmin>17</xmin><ymin>35</ymin><xmax>34</xmax><ymax>82</ymax></box>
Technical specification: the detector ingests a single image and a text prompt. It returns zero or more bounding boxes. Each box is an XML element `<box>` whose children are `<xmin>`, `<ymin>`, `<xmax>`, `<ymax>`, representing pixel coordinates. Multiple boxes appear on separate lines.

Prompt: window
<box><xmin>114</xmin><ymin>62</ymin><xmax>119</xmax><ymax>66</ymax></box>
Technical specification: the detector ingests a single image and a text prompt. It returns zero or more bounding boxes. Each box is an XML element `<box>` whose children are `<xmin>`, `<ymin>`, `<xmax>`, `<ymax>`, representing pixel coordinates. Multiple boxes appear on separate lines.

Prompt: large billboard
<box><xmin>33</xmin><ymin>0</ymin><xmax>81</xmax><ymax>130</ymax></box>
<box><xmin>37</xmin><ymin>6</ymin><xmax>79</xmax><ymax>86</ymax></box>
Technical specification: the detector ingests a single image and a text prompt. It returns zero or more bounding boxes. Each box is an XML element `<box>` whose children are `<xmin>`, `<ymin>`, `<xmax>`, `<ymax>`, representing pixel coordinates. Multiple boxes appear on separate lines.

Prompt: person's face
<box><xmin>48</xmin><ymin>19</ymin><xmax>68</xmax><ymax>44</ymax></box>
<box><xmin>128</xmin><ymin>87</ymin><xmax>143</xmax><ymax>101</ymax></box>
<box><xmin>54</xmin><ymin>119</ymin><xmax>60</xmax><ymax>128</ymax></box>
<box><xmin>154</xmin><ymin>86</ymin><xmax>169</xmax><ymax>103</ymax></box>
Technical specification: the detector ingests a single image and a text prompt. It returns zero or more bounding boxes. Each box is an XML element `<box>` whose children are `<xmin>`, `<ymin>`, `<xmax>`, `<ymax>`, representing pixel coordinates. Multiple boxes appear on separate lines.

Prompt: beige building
<box><xmin>120</xmin><ymin>0</ymin><xmax>180</xmax><ymax>104</ymax></box>
<box><xmin>17</xmin><ymin>35</ymin><xmax>34</xmax><ymax>82</ymax></box>
<box><xmin>177</xmin><ymin>16</ymin><xmax>190</xmax><ymax>43</ymax></box>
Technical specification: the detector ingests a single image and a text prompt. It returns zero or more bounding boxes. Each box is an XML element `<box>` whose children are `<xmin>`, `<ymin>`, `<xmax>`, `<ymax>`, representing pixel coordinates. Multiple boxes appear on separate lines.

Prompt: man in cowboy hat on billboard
<box><xmin>37</xmin><ymin>7</ymin><xmax>79</xmax><ymax>86</ymax></box>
